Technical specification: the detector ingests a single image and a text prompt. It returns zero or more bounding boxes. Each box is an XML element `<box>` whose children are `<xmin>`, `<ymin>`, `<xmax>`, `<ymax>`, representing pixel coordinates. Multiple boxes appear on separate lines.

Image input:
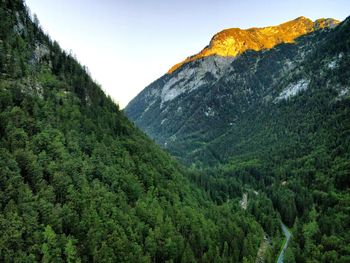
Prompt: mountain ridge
<box><xmin>168</xmin><ymin>16</ymin><xmax>339</xmax><ymax>73</ymax></box>
<box><xmin>125</xmin><ymin>16</ymin><xmax>348</xmax><ymax>165</ymax></box>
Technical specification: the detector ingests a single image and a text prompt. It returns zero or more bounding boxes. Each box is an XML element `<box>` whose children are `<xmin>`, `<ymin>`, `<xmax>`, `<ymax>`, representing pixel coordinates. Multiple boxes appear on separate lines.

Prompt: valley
<box><xmin>0</xmin><ymin>0</ymin><xmax>349</xmax><ymax>262</ymax></box>
<box><xmin>126</xmin><ymin>13</ymin><xmax>350</xmax><ymax>263</ymax></box>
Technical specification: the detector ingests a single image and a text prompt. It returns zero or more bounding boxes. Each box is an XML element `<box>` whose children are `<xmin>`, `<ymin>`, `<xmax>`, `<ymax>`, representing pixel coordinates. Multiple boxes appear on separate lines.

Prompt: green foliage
<box><xmin>1</xmin><ymin>1</ymin><xmax>349</xmax><ymax>262</ymax></box>
<box><xmin>0</xmin><ymin>1</ymin><xmax>265</xmax><ymax>262</ymax></box>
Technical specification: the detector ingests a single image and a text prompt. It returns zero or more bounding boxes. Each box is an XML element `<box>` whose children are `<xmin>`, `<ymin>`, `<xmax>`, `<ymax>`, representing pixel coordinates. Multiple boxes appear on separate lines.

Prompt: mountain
<box><xmin>125</xmin><ymin>16</ymin><xmax>347</xmax><ymax>165</ymax></box>
<box><xmin>0</xmin><ymin>1</ymin><xmax>280</xmax><ymax>262</ymax></box>
<box><xmin>125</xmin><ymin>16</ymin><xmax>350</xmax><ymax>262</ymax></box>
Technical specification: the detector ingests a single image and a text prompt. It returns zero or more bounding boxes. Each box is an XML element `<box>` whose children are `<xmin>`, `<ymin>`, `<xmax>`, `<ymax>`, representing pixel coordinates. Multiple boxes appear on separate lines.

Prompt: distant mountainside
<box><xmin>125</xmin><ymin>16</ymin><xmax>349</xmax><ymax>165</ymax></box>
<box><xmin>125</xmin><ymin>15</ymin><xmax>350</xmax><ymax>262</ymax></box>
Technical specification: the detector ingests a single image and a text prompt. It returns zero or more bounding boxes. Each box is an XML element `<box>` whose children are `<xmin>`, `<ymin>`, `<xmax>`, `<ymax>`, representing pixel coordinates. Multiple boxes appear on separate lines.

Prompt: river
<box><xmin>277</xmin><ymin>222</ymin><xmax>291</xmax><ymax>263</ymax></box>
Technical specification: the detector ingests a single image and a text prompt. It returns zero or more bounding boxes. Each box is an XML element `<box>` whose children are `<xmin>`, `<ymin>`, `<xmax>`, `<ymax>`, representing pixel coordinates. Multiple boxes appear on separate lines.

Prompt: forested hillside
<box><xmin>0</xmin><ymin>1</ymin><xmax>282</xmax><ymax>262</ymax></box>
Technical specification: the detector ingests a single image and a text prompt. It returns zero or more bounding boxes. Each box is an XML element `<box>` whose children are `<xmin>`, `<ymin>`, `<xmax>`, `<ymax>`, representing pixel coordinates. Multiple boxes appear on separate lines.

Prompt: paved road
<box><xmin>277</xmin><ymin>222</ymin><xmax>291</xmax><ymax>263</ymax></box>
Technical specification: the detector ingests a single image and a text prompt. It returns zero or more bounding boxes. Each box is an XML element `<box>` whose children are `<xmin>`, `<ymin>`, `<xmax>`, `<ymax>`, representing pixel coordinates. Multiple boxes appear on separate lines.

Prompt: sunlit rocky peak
<box><xmin>168</xmin><ymin>16</ymin><xmax>339</xmax><ymax>74</ymax></box>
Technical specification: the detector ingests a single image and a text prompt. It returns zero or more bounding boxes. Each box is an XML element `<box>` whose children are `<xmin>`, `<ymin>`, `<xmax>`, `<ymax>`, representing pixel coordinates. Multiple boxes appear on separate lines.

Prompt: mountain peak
<box><xmin>168</xmin><ymin>17</ymin><xmax>340</xmax><ymax>74</ymax></box>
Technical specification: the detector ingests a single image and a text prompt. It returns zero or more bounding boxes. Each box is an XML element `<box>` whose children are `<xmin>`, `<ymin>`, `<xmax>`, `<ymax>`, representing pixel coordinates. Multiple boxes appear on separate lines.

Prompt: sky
<box><xmin>25</xmin><ymin>0</ymin><xmax>349</xmax><ymax>108</ymax></box>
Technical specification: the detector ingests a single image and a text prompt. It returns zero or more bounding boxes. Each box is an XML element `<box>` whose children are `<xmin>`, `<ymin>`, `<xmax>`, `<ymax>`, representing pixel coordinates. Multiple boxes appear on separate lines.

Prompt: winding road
<box><xmin>277</xmin><ymin>222</ymin><xmax>291</xmax><ymax>263</ymax></box>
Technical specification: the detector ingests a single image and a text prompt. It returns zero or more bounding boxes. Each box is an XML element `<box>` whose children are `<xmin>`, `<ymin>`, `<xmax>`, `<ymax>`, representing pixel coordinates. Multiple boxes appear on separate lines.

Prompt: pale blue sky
<box><xmin>25</xmin><ymin>0</ymin><xmax>349</xmax><ymax>108</ymax></box>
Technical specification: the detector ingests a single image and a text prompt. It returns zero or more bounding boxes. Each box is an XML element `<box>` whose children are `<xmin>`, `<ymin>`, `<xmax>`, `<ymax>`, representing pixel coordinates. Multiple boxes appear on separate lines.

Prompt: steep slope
<box><xmin>0</xmin><ymin>1</ymin><xmax>275</xmax><ymax>262</ymax></box>
<box><xmin>125</xmin><ymin>17</ymin><xmax>347</xmax><ymax>165</ymax></box>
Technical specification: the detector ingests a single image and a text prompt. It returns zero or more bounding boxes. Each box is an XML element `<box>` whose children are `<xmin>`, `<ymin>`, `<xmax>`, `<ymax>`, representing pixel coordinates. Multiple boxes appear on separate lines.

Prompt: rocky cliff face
<box><xmin>125</xmin><ymin>17</ymin><xmax>349</xmax><ymax>165</ymax></box>
<box><xmin>168</xmin><ymin>17</ymin><xmax>339</xmax><ymax>73</ymax></box>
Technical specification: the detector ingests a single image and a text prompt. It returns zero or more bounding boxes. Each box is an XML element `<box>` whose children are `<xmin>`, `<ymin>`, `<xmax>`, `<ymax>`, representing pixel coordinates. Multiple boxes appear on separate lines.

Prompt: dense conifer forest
<box><xmin>0</xmin><ymin>1</ymin><xmax>281</xmax><ymax>262</ymax></box>
<box><xmin>0</xmin><ymin>1</ymin><xmax>349</xmax><ymax>262</ymax></box>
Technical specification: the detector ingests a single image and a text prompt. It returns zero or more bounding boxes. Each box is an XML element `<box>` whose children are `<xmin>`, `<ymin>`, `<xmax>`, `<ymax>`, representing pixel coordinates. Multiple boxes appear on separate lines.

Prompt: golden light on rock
<box><xmin>168</xmin><ymin>17</ymin><xmax>339</xmax><ymax>74</ymax></box>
